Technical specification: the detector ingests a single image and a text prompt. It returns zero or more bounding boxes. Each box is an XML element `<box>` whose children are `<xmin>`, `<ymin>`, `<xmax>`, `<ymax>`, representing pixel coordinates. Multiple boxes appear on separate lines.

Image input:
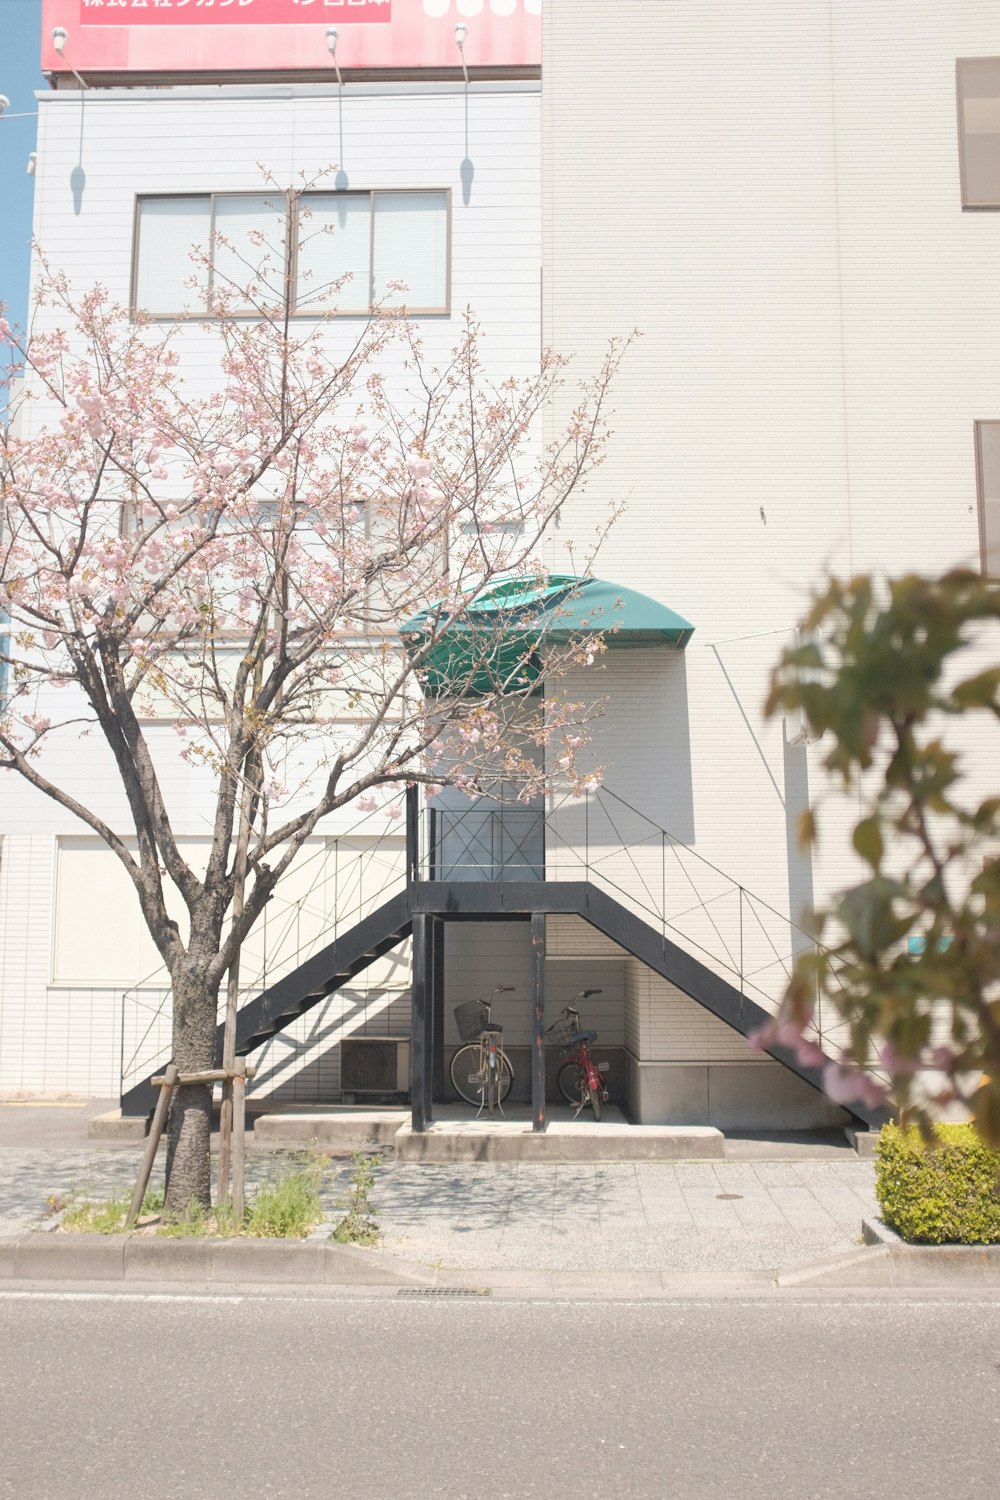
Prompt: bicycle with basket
<box><xmin>449</xmin><ymin>986</ymin><xmax>515</xmax><ymax>1116</ymax></box>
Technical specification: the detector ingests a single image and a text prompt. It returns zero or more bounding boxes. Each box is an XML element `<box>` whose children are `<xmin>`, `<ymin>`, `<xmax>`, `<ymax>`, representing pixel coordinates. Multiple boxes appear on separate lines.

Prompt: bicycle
<box><xmin>548</xmin><ymin>989</ymin><xmax>610</xmax><ymax>1121</ymax></box>
<box><xmin>449</xmin><ymin>986</ymin><xmax>515</xmax><ymax>1116</ymax></box>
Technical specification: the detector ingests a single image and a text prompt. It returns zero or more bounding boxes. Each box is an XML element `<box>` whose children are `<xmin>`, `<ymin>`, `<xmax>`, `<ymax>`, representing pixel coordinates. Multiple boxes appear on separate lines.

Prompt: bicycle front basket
<box><xmin>547</xmin><ymin>1015</ymin><xmax>576</xmax><ymax>1050</ymax></box>
<box><xmin>454</xmin><ymin>998</ymin><xmax>488</xmax><ymax>1043</ymax></box>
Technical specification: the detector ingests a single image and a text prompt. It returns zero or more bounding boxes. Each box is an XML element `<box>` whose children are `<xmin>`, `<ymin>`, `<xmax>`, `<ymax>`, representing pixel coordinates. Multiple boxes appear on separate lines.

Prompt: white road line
<box><xmin>0</xmin><ymin>1290</ymin><xmax>245</xmax><ymax>1304</ymax></box>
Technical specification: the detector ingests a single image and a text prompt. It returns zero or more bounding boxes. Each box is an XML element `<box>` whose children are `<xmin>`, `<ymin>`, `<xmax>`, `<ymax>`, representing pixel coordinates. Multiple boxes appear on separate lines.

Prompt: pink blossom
<box><xmin>878</xmin><ymin>1041</ymin><xmax>918</xmax><ymax>1077</ymax></box>
<box><xmin>747</xmin><ymin>1022</ymin><xmax>779</xmax><ymax>1052</ymax></box>
<box><xmin>822</xmin><ymin>1063</ymin><xmax>861</xmax><ymax>1106</ymax></box>
<box><xmin>795</xmin><ymin>1039</ymin><xmax>827</xmax><ymax>1069</ymax></box>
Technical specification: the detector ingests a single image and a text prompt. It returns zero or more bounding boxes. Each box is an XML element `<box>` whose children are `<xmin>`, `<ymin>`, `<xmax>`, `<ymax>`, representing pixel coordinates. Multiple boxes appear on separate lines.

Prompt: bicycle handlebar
<box><xmin>550</xmin><ymin>989</ymin><xmax>603</xmax><ymax>1028</ymax></box>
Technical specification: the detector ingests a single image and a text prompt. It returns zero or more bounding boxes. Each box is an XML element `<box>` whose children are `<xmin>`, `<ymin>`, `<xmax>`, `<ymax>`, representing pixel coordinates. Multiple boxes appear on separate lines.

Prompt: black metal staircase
<box><xmin>119</xmin><ymin>890</ymin><xmax>412</xmax><ymax>1116</ymax></box>
<box><xmin>119</xmin><ymin>786</ymin><xmax>890</xmax><ymax>1131</ymax></box>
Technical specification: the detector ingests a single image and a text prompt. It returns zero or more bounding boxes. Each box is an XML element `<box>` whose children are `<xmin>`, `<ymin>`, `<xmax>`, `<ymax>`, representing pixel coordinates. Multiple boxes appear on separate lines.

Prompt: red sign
<box><xmin>78</xmin><ymin>0</ymin><xmax>390</xmax><ymax>26</ymax></box>
<box><xmin>41</xmin><ymin>0</ymin><xmax>540</xmax><ymax>72</ymax></box>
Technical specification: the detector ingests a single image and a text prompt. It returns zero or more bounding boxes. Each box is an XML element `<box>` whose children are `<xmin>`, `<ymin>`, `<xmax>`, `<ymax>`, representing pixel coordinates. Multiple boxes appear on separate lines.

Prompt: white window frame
<box><xmin>131</xmin><ymin>188</ymin><xmax>452</xmax><ymax>320</ymax></box>
<box><xmin>957</xmin><ymin>58</ymin><xmax>1000</xmax><ymax>209</ymax></box>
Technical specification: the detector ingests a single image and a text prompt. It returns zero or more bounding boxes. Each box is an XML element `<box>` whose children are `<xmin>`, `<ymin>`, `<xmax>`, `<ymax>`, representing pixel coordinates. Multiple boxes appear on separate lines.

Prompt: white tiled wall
<box><xmin>0</xmin><ymin>79</ymin><xmax>541</xmax><ymax>1096</ymax></box>
<box><xmin>540</xmin><ymin>2</ymin><xmax>1000</xmax><ymax>1103</ymax></box>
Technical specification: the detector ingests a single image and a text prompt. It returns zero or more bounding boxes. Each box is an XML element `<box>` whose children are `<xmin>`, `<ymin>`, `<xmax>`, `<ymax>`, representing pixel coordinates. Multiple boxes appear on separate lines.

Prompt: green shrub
<box><xmin>332</xmin><ymin>1152</ymin><xmax>380</xmax><ymax>1247</ymax></box>
<box><xmin>875</xmin><ymin>1122</ymin><xmax>1000</xmax><ymax>1244</ymax></box>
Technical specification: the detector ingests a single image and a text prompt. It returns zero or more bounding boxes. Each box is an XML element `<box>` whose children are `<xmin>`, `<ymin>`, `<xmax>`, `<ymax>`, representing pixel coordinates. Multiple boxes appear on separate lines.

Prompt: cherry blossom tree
<box><xmin>0</xmin><ymin>234</ymin><xmax>629</xmax><ymax>1212</ymax></box>
<box><xmin>764</xmin><ymin>571</ymin><xmax>1000</xmax><ymax>1145</ymax></box>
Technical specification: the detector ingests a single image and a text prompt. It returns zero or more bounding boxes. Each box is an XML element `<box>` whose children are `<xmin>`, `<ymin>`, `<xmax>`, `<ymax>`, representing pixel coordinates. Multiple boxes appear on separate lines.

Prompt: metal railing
<box><xmin>422</xmin><ymin>783</ymin><xmax>842</xmax><ymax>1050</ymax></box>
<box><xmin>121</xmin><ymin>779</ymin><xmax>849</xmax><ymax>1101</ymax></box>
<box><xmin>119</xmin><ymin>793</ymin><xmax>410</xmax><ymax>1099</ymax></box>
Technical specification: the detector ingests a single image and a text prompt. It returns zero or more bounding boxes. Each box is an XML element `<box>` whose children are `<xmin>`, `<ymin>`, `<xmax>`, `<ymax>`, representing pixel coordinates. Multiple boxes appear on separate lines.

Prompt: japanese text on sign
<box><xmin>80</xmin><ymin>0</ymin><xmax>392</xmax><ymax>25</ymax></box>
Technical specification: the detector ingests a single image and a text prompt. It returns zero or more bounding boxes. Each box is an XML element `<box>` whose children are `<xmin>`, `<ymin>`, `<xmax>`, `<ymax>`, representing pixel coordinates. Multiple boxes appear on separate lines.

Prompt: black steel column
<box><xmin>431</xmin><ymin>917</ymin><xmax>446</xmax><ymax>1103</ymax></box>
<box><xmin>531</xmin><ymin>910</ymin><xmax>546</xmax><ymax>1132</ymax></box>
<box><xmin>405</xmin><ymin>783</ymin><xmax>419</xmax><ymax>885</ymax></box>
<box><xmin>411</xmin><ymin>913</ymin><xmax>434</xmax><ymax>1131</ymax></box>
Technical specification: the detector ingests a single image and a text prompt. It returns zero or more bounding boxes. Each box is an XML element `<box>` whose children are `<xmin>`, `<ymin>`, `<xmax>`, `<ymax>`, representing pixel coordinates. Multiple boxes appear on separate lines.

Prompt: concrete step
<box><xmin>252</xmin><ymin>1107</ymin><xmax>407</xmax><ymax>1150</ymax></box>
<box><xmin>394</xmin><ymin>1118</ymin><xmax>724</xmax><ymax>1163</ymax></box>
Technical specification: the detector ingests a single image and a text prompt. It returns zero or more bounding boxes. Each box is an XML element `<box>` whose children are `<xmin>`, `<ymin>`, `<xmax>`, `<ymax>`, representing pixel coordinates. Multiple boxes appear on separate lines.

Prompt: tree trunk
<box><xmin>164</xmin><ymin>964</ymin><xmax>218</xmax><ymax>1217</ymax></box>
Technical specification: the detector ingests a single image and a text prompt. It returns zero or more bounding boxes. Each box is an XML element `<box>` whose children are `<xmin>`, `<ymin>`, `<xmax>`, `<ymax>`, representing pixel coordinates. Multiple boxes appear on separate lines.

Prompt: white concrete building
<box><xmin>3</xmin><ymin>1</ymin><xmax>997</xmax><ymax>1133</ymax></box>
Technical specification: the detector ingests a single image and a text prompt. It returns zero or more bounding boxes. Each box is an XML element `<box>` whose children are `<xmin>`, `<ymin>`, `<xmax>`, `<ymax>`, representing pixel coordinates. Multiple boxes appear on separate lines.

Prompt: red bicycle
<box><xmin>548</xmin><ymin>989</ymin><xmax>610</xmax><ymax>1121</ymax></box>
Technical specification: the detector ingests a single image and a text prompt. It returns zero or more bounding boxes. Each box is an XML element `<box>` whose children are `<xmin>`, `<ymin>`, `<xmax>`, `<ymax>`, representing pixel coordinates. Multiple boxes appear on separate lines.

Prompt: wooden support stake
<box><xmin>218</xmin><ymin>1076</ymin><xmax>234</xmax><ymax>1212</ymax></box>
<box><xmin>125</xmin><ymin>1062</ymin><xmax>178</xmax><ymax>1230</ymax></box>
<box><xmin>151</xmin><ymin>1065</ymin><xmax>256</xmax><ymax>1088</ymax></box>
<box><xmin>232</xmin><ymin>1058</ymin><xmax>247</xmax><ymax>1227</ymax></box>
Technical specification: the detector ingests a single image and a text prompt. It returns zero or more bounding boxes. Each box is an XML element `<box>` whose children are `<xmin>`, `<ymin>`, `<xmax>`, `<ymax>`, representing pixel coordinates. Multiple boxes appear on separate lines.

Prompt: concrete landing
<box><xmin>253</xmin><ymin>1107</ymin><xmax>406</xmax><ymax>1151</ymax></box>
<box><xmin>250</xmin><ymin>1103</ymin><xmax>724</xmax><ymax>1161</ymax></box>
<box><xmin>395</xmin><ymin>1114</ymin><xmax>724</xmax><ymax>1163</ymax></box>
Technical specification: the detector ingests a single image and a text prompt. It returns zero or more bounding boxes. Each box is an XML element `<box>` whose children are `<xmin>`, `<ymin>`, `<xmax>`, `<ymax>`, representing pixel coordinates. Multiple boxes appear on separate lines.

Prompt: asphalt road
<box><xmin>0</xmin><ymin>1289</ymin><xmax>998</xmax><ymax>1499</ymax></box>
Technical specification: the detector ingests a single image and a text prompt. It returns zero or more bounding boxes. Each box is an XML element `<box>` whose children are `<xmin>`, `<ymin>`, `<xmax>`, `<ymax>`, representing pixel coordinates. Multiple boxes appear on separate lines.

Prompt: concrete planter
<box><xmin>779</xmin><ymin>1218</ymin><xmax>1000</xmax><ymax>1287</ymax></box>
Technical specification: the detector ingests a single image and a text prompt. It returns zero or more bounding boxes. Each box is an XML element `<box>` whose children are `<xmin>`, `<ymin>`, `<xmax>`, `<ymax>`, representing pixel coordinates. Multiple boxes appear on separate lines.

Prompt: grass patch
<box><xmin>56</xmin><ymin>1158</ymin><xmax>329</xmax><ymax>1240</ymax></box>
<box><xmin>157</xmin><ymin>1197</ymin><xmax>237</xmax><ymax>1238</ymax></box>
<box><xmin>62</xmin><ymin>1186</ymin><xmax>164</xmax><ymax>1235</ymax></box>
<box><xmin>244</xmin><ymin>1160</ymin><xmax>326</xmax><ymax>1239</ymax></box>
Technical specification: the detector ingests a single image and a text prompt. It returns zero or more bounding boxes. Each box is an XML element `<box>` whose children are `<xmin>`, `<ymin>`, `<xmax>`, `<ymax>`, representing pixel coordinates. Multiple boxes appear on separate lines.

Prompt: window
<box><xmin>957</xmin><ymin>59</ymin><xmax>1000</xmax><ymax>208</ymax></box>
<box><xmin>975</xmin><ymin>421</ymin><xmax>1000</xmax><ymax>574</ymax></box>
<box><xmin>132</xmin><ymin>190</ymin><xmax>450</xmax><ymax>318</ymax></box>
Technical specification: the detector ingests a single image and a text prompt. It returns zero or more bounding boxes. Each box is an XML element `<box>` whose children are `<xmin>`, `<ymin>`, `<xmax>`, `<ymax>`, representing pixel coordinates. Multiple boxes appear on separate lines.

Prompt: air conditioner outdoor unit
<box><xmin>340</xmin><ymin>1037</ymin><xmax>411</xmax><ymax>1097</ymax></box>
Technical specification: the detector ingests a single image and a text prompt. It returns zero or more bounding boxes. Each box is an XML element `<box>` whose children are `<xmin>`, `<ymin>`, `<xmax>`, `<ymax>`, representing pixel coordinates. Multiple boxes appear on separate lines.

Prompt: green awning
<box><xmin>401</xmin><ymin>574</ymin><xmax>694</xmax><ymax>697</ymax></box>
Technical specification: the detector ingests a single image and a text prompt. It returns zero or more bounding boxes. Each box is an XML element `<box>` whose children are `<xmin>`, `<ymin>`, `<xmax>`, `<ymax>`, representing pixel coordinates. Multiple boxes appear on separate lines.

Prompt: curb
<box><xmin>0</xmin><ymin>1231</ymin><xmax>434</xmax><ymax>1287</ymax></box>
<box><xmin>777</xmin><ymin>1220</ymin><xmax>1000</xmax><ymax>1288</ymax></box>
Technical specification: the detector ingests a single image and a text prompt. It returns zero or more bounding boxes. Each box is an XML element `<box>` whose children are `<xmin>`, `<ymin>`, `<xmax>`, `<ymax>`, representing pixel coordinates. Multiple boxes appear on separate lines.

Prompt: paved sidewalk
<box><xmin>0</xmin><ymin>1103</ymin><xmax>879</xmax><ymax>1278</ymax></box>
<box><xmin>0</xmin><ymin>1147</ymin><xmax>364</xmax><ymax>1238</ymax></box>
<box><xmin>371</xmin><ymin>1159</ymin><xmax>879</xmax><ymax>1275</ymax></box>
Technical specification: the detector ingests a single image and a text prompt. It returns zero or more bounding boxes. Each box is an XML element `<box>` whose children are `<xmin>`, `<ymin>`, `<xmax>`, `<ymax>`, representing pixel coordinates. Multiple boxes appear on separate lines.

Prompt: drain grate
<box><xmin>396</xmin><ymin>1286</ymin><xmax>491</xmax><ymax>1298</ymax></box>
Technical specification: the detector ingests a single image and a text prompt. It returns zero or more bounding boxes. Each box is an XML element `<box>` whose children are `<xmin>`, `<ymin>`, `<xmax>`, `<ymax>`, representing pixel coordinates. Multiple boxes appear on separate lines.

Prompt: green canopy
<box><xmin>401</xmin><ymin>574</ymin><xmax>694</xmax><ymax>697</ymax></box>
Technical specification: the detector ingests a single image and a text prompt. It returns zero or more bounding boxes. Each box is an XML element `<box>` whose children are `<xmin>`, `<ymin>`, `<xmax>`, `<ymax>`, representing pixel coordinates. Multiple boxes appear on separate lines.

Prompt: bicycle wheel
<box><xmin>557</xmin><ymin>1062</ymin><xmax>584</xmax><ymax>1107</ymax></box>
<box><xmin>588</xmin><ymin>1083</ymin><xmax>603</xmax><ymax>1122</ymax></box>
<box><xmin>450</xmin><ymin>1043</ymin><xmax>485</xmax><ymax>1106</ymax></box>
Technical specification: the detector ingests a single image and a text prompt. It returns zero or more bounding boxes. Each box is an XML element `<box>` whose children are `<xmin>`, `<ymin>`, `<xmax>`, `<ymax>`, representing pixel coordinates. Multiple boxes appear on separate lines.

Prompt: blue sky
<box><xmin>0</xmin><ymin>0</ymin><xmax>44</xmax><ymax>352</ymax></box>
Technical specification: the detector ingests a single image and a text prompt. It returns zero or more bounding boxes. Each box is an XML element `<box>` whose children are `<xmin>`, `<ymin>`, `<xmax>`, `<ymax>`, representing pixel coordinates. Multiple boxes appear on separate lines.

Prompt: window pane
<box><xmin>134</xmin><ymin>197</ymin><xmax>210</xmax><ymax>315</ymax></box>
<box><xmin>959</xmin><ymin>59</ymin><xmax>1000</xmax><ymax>207</ymax></box>
<box><xmin>296</xmin><ymin>194</ymin><xmax>372</xmax><ymax>311</ymax></box>
<box><xmin>212</xmin><ymin>194</ymin><xmax>287</xmax><ymax>313</ymax></box>
<box><xmin>373</xmin><ymin>191</ymin><xmax>448</xmax><ymax>309</ymax></box>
